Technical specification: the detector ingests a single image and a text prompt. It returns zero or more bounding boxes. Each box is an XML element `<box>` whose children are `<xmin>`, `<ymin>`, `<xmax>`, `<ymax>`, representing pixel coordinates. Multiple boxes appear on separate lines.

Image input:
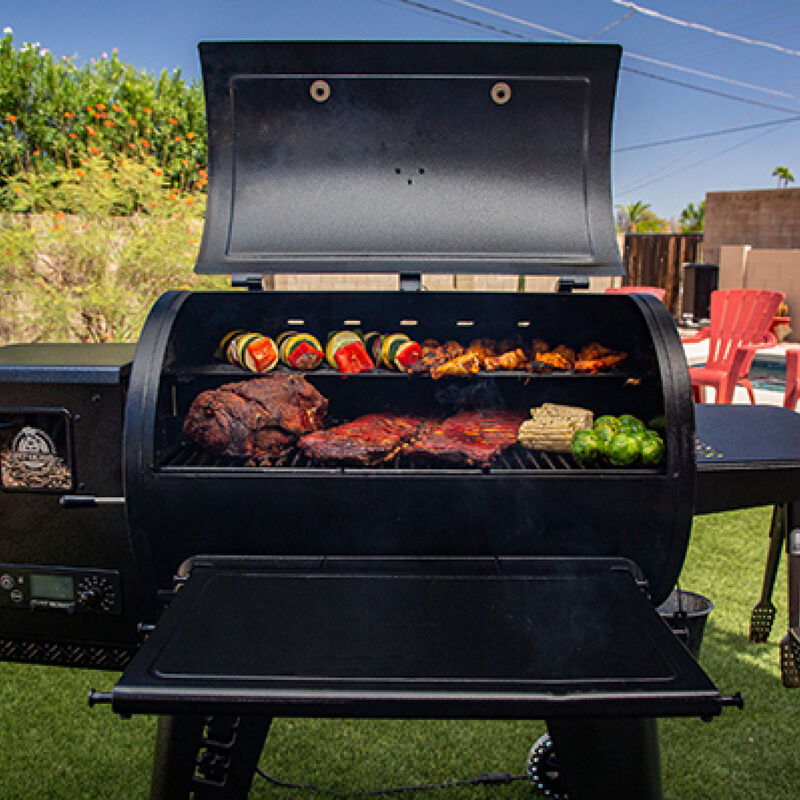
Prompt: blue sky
<box><xmin>4</xmin><ymin>0</ymin><xmax>799</xmax><ymax>221</ymax></box>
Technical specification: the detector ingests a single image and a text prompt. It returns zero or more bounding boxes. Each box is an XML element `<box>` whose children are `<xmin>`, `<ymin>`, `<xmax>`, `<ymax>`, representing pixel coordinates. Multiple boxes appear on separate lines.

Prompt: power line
<box><xmin>614</xmin><ymin>114</ymin><xmax>800</xmax><ymax>152</ymax></box>
<box><xmin>449</xmin><ymin>0</ymin><xmax>800</xmax><ymax>100</ymax></box>
<box><xmin>386</xmin><ymin>0</ymin><xmax>800</xmax><ymax>113</ymax></box>
<box><xmin>612</xmin><ymin>0</ymin><xmax>800</xmax><ymax>58</ymax></box>
<box><xmin>615</xmin><ymin>121</ymin><xmax>791</xmax><ymax>197</ymax></box>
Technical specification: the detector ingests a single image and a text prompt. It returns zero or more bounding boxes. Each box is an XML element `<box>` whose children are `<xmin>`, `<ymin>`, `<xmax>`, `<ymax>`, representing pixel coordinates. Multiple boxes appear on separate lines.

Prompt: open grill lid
<box><xmin>195</xmin><ymin>40</ymin><xmax>623</xmax><ymax>277</ymax></box>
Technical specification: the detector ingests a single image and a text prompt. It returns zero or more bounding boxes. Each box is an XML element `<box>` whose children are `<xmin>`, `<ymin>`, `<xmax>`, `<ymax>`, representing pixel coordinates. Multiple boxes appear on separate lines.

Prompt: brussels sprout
<box><xmin>571</xmin><ymin>429</ymin><xmax>600</xmax><ymax>463</ymax></box>
<box><xmin>594</xmin><ymin>423</ymin><xmax>617</xmax><ymax>454</ymax></box>
<box><xmin>607</xmin><ymin>433</ymin><xmax>640</xmax><ymax>466</ymax></box>
<box><xmin>618</xmin><ymin>414</ymin><xmax>645</xmax><ymax>432</ymax></box>
<box><xmin>594</xmin><ymin>415</ymin><xmax>620</xmax><ymax>431</ymax></box>
<box><xmin>640</xmin><ymin>434</ymin><xmax>665</xmax><ymax>466</ymax></box>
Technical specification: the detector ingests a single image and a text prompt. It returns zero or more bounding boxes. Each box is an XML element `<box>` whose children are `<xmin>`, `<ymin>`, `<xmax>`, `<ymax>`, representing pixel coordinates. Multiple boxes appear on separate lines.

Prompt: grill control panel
<box><xmin>0</xmin><ymin>564</ymin><xmax>121</xmax><ymax>614</ymax></box>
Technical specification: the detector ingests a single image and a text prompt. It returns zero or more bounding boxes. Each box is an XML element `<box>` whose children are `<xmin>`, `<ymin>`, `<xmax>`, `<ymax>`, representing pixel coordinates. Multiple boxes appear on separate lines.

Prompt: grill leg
<box><xmin>149</xmin><ymin>713</ymin><xmax>272</xmax><ymax>800</ymax></box>
<box><xmin>545</xmin><ymin>716</ymin><xmax>662</xmax><ymax>800</ymax></box>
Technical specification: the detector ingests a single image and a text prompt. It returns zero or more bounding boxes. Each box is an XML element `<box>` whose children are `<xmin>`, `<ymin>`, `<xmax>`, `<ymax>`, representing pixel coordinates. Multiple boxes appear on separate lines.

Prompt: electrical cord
<box><xmin>256</xmin><ymin>768</ymin><xmax>529</xmax><ymax>795</ymax></box>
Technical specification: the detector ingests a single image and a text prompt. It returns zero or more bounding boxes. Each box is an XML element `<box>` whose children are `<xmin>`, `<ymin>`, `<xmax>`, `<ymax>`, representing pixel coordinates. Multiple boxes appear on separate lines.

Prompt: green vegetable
<box><xmin>571</xmin><ymin>429</ymin><xmax>600</xmax><ymax>463</ymax></box>
<box><xmin>640</xmin><ymin>434</ymin><xmax>665</xmax><ymax>465</ymax></box>
<box><xmin>607</xmin><ymin>433</ymin><xmax>640</xmax><ymax>466</ymax></box>
<box><xmin>594</xmin><ymin>423</ymin><xmax>617</xmax><ymax>454</ymax></box>
<box><xmin>618</xmin><ymin>414</ymin><xmax>645</xmax><ymax>432</ymax></box>
<box><xmin>594</xmin><ymin>415</ymin><xmax>620</xmax><ymax>431</ymax></box>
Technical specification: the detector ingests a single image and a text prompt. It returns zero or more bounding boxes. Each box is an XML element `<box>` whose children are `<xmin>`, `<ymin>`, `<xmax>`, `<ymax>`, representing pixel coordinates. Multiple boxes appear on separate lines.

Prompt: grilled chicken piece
<box><xmin>577</xmin><ymin>342</ymin><xmax>612</xmax><ymax>361</ymax></box>
<box><xmin>429</xmin><ymin>351</ymin><xmax>482</xmax><ymax>379</ymax></box>
<box><xmin>182</xmin><ymin>375</ymin><xmax>328</xmax><ymax>462</ymax></box>
<box><xmin>532</xmin><ymin>351</ymin><xmax>573</xmax><ymax>371</ymax></box>
<box><xmin>552</xmin><ymin>345</ymin><xmax>575</xmax><ymax>366</ymax></box>
<box><xmin>574</xmin><ymin>351</ymin><xmax>628</xmax><ymax>373</ymax></box>
<box><xmin>484</xmin><ymin>348</ymin><xmax>528</xmax><ymax>371</ymax></box>
<box><xmin>531</xmin><ymin>339</ymin><xmax>550</xmax><ymax>354</ymax></box>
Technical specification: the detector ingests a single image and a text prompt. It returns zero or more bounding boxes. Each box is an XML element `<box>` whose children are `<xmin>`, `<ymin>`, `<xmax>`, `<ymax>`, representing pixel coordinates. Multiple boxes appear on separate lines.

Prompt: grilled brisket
<box><xmin>402</xmin><ymin>409</ymin><xmax>526</xmax><ymax>466</ymax></box>
<box><xmin>182</xmin><ymin>375</ymin><xmax>327</xmax><ymax>462</ymax></box>
<box><xmin>298</xmin><ymin>413</ymin><xmax>425</xmax><ymax>466</ymax></box>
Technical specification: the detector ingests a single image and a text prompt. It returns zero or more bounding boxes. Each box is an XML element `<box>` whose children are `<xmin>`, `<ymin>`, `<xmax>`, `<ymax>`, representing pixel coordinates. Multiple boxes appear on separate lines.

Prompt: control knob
<box><xmin>76</xmin><ymin>576</ymin><xmax>117</xmax><ymax>613</ymax></box>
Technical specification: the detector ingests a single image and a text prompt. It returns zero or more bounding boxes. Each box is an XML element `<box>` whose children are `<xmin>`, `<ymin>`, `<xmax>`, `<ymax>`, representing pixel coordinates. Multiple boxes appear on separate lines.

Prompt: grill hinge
<box><xmin>399</xmin><ymin>272</ymin><xmax>422</xmax><ymax>292</ymax></box>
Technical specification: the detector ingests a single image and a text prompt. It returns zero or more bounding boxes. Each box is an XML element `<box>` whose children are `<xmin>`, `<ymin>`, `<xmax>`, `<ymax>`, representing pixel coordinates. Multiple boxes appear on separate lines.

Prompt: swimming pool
<box><xmin>747</xmin><ymin>357</ymin><xmax>785</xmax><ymax>392</ymax></box>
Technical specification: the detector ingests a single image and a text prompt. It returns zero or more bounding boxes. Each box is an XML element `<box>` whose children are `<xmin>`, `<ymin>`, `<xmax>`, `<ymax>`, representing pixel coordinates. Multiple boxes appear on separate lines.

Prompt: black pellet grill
<box><xmin>0</xmin><ymin>42</ymin><xmax>740</xmax><ymax>799</ymax></box>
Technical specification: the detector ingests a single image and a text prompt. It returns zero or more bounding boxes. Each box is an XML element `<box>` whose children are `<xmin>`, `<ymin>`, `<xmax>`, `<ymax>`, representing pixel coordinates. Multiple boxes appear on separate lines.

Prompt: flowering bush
<box><xmin>0</xmin><ymin>28</ymin><xmax>207</xmax><ymax>212</ymax></box>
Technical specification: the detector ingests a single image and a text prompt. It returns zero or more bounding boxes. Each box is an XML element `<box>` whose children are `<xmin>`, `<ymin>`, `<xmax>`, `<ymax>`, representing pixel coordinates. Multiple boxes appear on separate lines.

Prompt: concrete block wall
<box><xmin>705</xmin><ymin>188</ymin><xmax>800</xmax><ymax>267</ymax></box>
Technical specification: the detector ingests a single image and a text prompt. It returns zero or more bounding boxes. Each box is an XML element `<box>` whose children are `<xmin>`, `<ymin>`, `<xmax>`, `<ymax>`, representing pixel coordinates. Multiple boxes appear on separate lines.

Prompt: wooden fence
<box><xmin>622</xmin><ymin>234</ymin><xmax>703</xmax><ymax>316</ymax></box>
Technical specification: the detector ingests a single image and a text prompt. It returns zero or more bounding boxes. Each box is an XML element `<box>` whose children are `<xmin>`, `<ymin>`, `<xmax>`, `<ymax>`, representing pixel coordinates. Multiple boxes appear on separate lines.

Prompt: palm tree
<box><xmin>679</xmin><ymin>201</ymin><xmax>705</xmax><ymax>233</ymax></box>
<box><xmin>772</xmin><ymin>166</ymin><xmax>795</xmax><ymax>188</ymax></box>
<box><xmin>616</xmin><ymin>200</ymin><xmax>651</xmax><ymax>233</ymax></box>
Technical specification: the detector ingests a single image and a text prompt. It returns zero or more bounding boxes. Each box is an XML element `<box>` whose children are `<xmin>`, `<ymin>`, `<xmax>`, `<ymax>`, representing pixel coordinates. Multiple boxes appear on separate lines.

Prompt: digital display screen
<box><xmin>29</xmin><ymin>574</ymin><xmax>74</xmax><ymax>601</ymax></box>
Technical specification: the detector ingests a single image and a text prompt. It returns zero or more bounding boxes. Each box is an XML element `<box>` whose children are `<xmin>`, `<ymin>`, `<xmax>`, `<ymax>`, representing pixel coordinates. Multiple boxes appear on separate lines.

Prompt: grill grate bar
<box><xmin>157</xmin><ymin>440</ymin><xmax>587</xmax><ymax>472</ymax></box>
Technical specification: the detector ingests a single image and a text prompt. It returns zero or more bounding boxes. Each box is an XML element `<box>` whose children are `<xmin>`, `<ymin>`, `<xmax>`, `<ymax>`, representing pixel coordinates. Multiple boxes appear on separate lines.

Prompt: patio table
<box><xmin>694</xmin><ymin>404</ymin><xmax>800</xmax><ymax>686</ymax></box>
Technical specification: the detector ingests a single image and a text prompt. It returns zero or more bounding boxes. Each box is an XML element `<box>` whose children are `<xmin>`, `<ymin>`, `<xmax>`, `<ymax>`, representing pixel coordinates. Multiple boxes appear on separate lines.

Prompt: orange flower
<box><xmin>69</xmin><ymin>133</ymin><xmax>78</xmax><ymax>139</ymax></box>
<box><xmin>174</xmin><ymin>135</ymin><xmax>182</xmax><ymax>142</ymax></box>
<box><xmin>152</xmin><ymin>168</ymin><xmax>163</xmax><ymax>176</ymax></box>
<box><xmin>141</xmin><ymin>139</ymin><xmax>150</xmax><ymax>148</ymax></box>
<box><xmin>111</xmin><ymin>104</ymin><xmax>122</xmax><ymax>112</ymax></box>
<box><xmin>6</xmin><ymin>114</ymin><xmax>17</xmax><ymax>122</ymax></box>
<box><xmin>63</xmin><ymin>111</ymin><xmax>75</xmax><ymax>119</ymax></box>
<box><xmin>148</xmin><ymin>201</ymin><xmax>158</xmax><ymax>207</ymax></box>
<box><xmin>180</xmin><ymin>159</ymin><xmax>188</xmax><ymax>166</ymax></box>
<box><xmin>32</xmin><ymin>149</ymin><xmax>40</xmax><ymax>155</ymax></box>
<box><xmin>103</xmin><ymin>119</ymin><xmax>115</xmax><ymax>127</ymax></box>
<box><xmin>186</xmin><ymin>131</ymin><xmax>195</xmax><ymax>140</ymax></box>
<box><xmin>127</xmin><ymin>142</ymin><xmax>136</xmax><ymax>149</ymax></box>
<box><xmin>95</xmin><ymin>103</ymin><xmax>106</xmax><ymax>111</ymax></box>
<box><xmin>198</xmin><ymin>168</ymin><xmax>208</xmax><ymax>178</ymax></box>
<box><xmin>12</xmin><ymin>186</ymin><xmax>22</xmax><ymax>194</ymax></box>
<box><xmin>143</xmin><ymin>107</ymin><xmax>153</xmax><ymax>114</ymax></box>
<box><xmin>76</xmin><ymin>169</ymin><xmax>87</xmax><ymax>178</ymax></box>
<box><xmin>185</xmin><ymin>197</ymin><xmax>194</xmax><ymax>204</ymax></box>
<box><xmin>169</xmin><ymin>193</ymin><xmax>178</xmax><ymax>201</ymax></box>
<box><xmin>89</xmin><ymin>146</ymin><xmax>100</xmax><ymax>155</ymax></box>
<box><xmin>85</xmin><ymin>125</ymin><xmax>97</xmax><ymax>136</ymax></box>
<box><xmin>188</xmin><ymin>236</ymin><xmax>197</xmax><ymax>243</ymax></box>
<box><xmin>168</xmin><ymin>117</ymin><xmax>178</xmax><ymax>125</ymax></box>
<box><xmin>128</xmin><ymin>118</ymin><xmax>137</xmax><ymax>126</ymax></box>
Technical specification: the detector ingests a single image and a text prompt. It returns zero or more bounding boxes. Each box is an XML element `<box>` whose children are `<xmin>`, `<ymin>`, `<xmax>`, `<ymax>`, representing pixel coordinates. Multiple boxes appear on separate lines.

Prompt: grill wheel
<box><xmin>527</xmin><ymin>732</ymin><xmax>569</xmax><ymax>798</ymax></box>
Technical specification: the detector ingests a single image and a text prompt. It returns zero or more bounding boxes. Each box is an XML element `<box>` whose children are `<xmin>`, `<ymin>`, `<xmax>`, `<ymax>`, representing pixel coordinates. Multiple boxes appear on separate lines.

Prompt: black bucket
<box><xmin>657</xmin><ymin>589</ymin><xmax>714</xmax><ymax>660</ymax></box>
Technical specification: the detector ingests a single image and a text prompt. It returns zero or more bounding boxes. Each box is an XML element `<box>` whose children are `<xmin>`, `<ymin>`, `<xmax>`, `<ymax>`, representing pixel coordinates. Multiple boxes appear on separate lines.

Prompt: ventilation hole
<box><xmin>418</xmin><ymin>168</ymin><xmax>425</xmax><ymax>174</ymax></box>
<box><xmin>407</xmin><ymin>179</ymin><xmax>413</xmax><ymax>185</ymax></box>
<box><xmin>395</xmin><ymin>167</ymin><xmax>402</xmax><ymax>174</ymax></box>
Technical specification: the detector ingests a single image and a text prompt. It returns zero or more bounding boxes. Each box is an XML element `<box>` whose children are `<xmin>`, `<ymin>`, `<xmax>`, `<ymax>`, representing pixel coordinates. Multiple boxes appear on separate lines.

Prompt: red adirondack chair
<box><xmin>682</xmin><ymin>289</ymin><xmax>785</xmax><ymax>404</ymax></box>
<box><xmin>784</xmin><ymin>347</ymin><xmax>800</xmax><ymax>410</ymax></box>
<box><xmin>605</xmin><ymin>285</ymin><xmax>666</xmax><ymax>302</ymax></box>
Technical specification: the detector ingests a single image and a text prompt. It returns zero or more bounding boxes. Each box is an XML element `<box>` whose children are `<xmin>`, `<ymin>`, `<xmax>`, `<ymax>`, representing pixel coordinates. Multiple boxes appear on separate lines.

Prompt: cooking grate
<box><xmin>157</xmin><ymin>439</ymin><xmax>604</xmax><ymax>472</ymax></box>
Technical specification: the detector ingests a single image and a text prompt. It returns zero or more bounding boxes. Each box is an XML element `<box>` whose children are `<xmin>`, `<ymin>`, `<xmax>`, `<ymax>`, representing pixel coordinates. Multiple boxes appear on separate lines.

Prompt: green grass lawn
<box><xmin>1</xmin><ymin>505</ymin><xmax>797</xmax><ymax>799</ymax></box>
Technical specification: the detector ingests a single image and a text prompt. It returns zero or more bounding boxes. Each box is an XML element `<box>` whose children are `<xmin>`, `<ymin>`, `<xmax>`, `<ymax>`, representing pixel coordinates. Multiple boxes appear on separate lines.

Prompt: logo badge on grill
<box><xmin>12</xmin><ymin>426</ymin><xmax>57</xmax><ymax>471</ymax></box>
